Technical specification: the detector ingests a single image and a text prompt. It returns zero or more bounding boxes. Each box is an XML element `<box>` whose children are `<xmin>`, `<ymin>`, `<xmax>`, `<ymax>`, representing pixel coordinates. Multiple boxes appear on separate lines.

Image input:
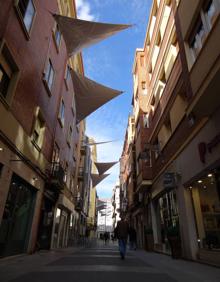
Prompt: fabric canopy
<box><xmin>95</xmin><ymin>162</ymin><xmax>118</xmax><ymax>175</ymax></box>
<box><xmin>53</xmin><ymin>14</ymin><xmax>132</xmax><ymax>56</ymax></box>
<box><xmin>91</xmin><ymin>173</ymin><xmax>109</xmax><ymax>188</ymax></box>
<box><xmin>71</xmin><ymin>70</ymin><xmax>123</xmax><ymax>122</ymax></box>
<box><xmin>82</xmin><ymin>140</ymin><xmax>117</xmax><ymax>147</ymax></box>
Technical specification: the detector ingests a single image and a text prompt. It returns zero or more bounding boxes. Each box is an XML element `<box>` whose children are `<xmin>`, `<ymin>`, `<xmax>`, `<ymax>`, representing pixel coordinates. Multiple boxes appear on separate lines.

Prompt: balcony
<box><xmin>50</xmin><ymin>162</ymin><xmax>65</xmax><ymax>190</ymax></box>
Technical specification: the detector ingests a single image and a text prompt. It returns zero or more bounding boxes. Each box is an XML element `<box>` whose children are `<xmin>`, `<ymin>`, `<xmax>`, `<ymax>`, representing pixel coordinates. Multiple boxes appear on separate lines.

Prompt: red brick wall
<box><xmin>0</xmin><ymin>0</ymin><xmax>79</xmax><ymax>182</ymax></box>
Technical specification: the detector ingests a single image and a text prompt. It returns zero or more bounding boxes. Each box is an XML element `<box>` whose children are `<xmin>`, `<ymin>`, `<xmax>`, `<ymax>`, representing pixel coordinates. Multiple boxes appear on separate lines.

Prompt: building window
<box><xmin>58</xmin><ymin>100</ymin><xmax>65</xmax><ymax>127</ymax></box>
<box><xmin>63</xmin><ymin>162</ymin><xmax>68</xmax><ymax>184</ymax></box>
<box><xmin>140</xmin><ymin>55</ymin><xmax>145</xmax><ymax>67</ymax></box>
<box><xmin>143</xmin><ymin>113</ymin><xmax>150</xmax><ymax>128</ymax></box>
<box><xmin>0</xmin><ymin>42</ymin><xmax>19</xmax><ymax>105</ymax></box>
<box><xmin>188</xmin><ymin>13</ymin><xmax>207</xmax><ymax>64</ymax></box>
<box><xmin>67</xmin><ymin>125</ymin><xmax>72</xmax><ymax>146</ymax></box>
<box><xmin>65</xmin><ymin>64</ymin><xmax>71</xmax><ymax>89</ymax></box>
<box><xmin>141</xmin><ymin>81</ymin><xmax>146</xmax><ymax>90</ymax></box>
<box><xmin>54</xmin><ymin>24</ymin><xmax>61</xmax><ymax>50</ymax></box>
<box><xmin>204</xmin><ymin>0</ymin><xmax>219</xmax><ymax>29</ymax></box>
<box><xmin>43</xmin><ymin>59</ymin><xmax>54</xmax><ymax>94</ymax></box>
<box><xmin>15</xmin><ymin>0</ymin><xmax>36</xmax><ymax>35</ymax></box>
<box><xmin>31</xmin><ymin>107</ymin><xmax>45</xmax><ymax>150</ymax></box>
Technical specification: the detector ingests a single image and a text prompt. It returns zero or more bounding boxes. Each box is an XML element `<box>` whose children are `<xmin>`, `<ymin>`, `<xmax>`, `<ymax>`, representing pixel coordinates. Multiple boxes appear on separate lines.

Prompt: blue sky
<box><xmin>75</xmin><ymin>0</ymin><xmax>152</xmax><ymax>199</ymax></box>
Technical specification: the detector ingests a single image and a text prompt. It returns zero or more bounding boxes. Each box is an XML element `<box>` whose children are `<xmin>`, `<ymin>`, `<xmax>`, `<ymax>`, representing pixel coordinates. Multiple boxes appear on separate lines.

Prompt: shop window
<box><xmin>191</xmin><ymin>171</ymin><xmax>220</xmax><ymax>250</ymax></box>
<box><xmin>58</xmin><ymin>99</ymin><xmax>65</xmax><ymax>127</ymax></box>
<box><xmin>15</xmin><ymin>0</ymin><xmax>36</xmax><ymax>36</ymax></box>
<box><xmin>158</xmin><ymin>190</ymin><xmax>179</xmax><ymax>248</ymax></box>
<box><xmin>31</xmin><ymin>107</ymin><xmax>45</xmax><ymax>150</ymax></box>
<box><xmin>43</xmin><ymin>59</ymin><xmax>55</xmax><ymax>94</ymax></box>
<box><xmin>0</xmin><ymin>42</ymin><xmax>20</xmax><ymax>105</ymax></box>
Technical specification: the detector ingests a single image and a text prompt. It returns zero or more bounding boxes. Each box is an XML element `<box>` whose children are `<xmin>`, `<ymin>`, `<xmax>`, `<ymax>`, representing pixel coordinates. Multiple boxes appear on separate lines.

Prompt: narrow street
<box><xmin>1</xmin><ymin>243</ymin><xmax>220</xmax><ymax>282</ymax></box>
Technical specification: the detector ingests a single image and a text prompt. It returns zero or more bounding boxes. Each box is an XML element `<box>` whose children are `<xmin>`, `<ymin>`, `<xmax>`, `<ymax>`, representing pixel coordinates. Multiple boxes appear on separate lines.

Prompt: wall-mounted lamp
<box><xmin>0</xmin><ymin>148</ymin><xmax>3</xmax><ymax>152</ymax></box>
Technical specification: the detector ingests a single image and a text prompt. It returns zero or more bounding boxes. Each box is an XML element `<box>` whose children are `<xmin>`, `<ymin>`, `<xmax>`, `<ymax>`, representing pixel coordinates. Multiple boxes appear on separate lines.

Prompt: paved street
<box><xmin>0</xmin><ymin>242</ymin><xmax>220</xmax><ymax>282</ymax></box>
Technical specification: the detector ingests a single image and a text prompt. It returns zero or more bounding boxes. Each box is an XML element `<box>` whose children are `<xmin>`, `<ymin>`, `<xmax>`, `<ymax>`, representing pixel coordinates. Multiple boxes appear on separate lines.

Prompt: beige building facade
<box><xmin>121</xmin><ymin>0</ymin><xmax>220</xmax><ymax>266</ymax></box>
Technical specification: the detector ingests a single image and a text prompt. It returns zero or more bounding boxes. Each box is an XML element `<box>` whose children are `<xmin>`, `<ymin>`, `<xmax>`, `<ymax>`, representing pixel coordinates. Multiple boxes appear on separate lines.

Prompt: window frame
<box><xmin>43</xmin><ymin>59</ymin><xmax>55</xmax><ymax>95</ymax></box>
<box><xmin>58</xmin><ymin>99</ymin><xmax>65</xmax><ymax>127</ymax></box>
<box><xmin>14</xmin><ymin>0</ymin><xmax>36</xmax><ymax>39</ymax></box>
<box><xmin>53</xmin><ymin>23</ymin><xmax>62</xmax><ymax>52</ymax></box>
<box><xmin>0</xmin><ymin>40</ymin><xmax>20</xmax><ymax>107</ymax></box>
<box><xmin>64</xmin><ymin>64</ymin><xmax>71</xmax><ymax>90</ymax></box>
<box><xmin>31</xmin><ymin>107</ymin><xmax>45</xmax><ymax>151</ymax></box>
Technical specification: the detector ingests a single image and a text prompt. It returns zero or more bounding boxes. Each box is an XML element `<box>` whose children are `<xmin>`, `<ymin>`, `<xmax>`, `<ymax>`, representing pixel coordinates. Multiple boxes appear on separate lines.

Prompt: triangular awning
<box><xmin>91</xmin><ymin>173</ymin><xmax>110</xmax><ymax>188</ymax></box>
<box><xmin>53</xmin><ymin>14</ymin><xmax>132</xmax><ymax>56</ymax></box>
<box><xmin>95</xmin><ymin>162</ymin><xmax>118</xmax><ymax>175</ymax></box>
<box><xmin>82</xmin><ymin>140</ymin><xmax>117</xmax><ymax>147</ymax></box>
<box><xmin>71</xmin><ymin>70</ymin><xmax>123</xmax><ymax>122</ymax></box>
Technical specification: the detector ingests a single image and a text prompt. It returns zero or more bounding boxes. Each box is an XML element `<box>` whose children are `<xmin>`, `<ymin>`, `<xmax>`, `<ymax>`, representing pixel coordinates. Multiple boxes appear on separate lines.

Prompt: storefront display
<box><xmin>190</xmin><ymin>169</ymin><xmax>220</xmax><ymax>250</ymax></box>
<box><xmin>155</xmin><ymin>189</ymin><xmax>179</xmax><ymax>253</ymax></box>
<box><xmin>0</xmin><ymin>174</ymin><xmax>36</xmax><ymax>257</ymax></box>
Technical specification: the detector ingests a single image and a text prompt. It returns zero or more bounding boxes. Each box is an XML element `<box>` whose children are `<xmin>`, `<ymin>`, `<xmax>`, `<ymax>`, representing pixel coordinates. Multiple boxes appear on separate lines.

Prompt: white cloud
<box><xmin>75</xmin><ymin>0</ymin><xmax>96</xmax><ymax>21</ymax></box>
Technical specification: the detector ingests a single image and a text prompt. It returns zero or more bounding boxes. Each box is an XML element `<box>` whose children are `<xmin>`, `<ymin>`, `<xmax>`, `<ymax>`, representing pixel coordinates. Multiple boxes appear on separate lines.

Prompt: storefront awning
<box><xmin>94</xmin><ymin>162</ymin><xmax>118</xmax><ymax>175</ymax></box>
<box><xmin>91</xmin><ymin>173</ymin><xmax>110</xmax><ymax>188</ymax></box>
<box><xmin>71</xmin><ymin>70</ymin><xmax>123</xmax><ymax>122</ymax></box>
<box><xmin>53</xmin><ymin>14</ymin><xmax>132</xmax><ymax>56</ymax></box>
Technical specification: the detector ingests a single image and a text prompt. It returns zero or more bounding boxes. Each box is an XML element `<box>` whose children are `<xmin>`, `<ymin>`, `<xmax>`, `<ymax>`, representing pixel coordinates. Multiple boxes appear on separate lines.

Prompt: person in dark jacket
<box><xmin>114</xmin><ymin>216</ymin><xmax>129</xmax><ymax>259</ymax></box>
<box><xmin>129</xmin><ymin>226</ymin><xmax>137</xmax><ymax>250</ymax></box>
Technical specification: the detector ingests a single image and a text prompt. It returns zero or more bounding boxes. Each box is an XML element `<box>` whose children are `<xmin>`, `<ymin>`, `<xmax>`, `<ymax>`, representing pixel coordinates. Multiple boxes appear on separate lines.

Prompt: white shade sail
<box><xmin>82</xmin><ymin>140</ymin><xmax>117</xmax><ymax>146</ymax></box>
<box><xmin>91</xmin><ymin>173</ymin><xmax>110</xmax><ymax>188</ymax></box>
<box><xmin>95</xmin><ymin>162</ymin><xmax>118</xmax><ymax>175</ymax></box>
<box><xmin>53</xmin><ymin>14</ymin><xmax>132</xmax><ymax>56</ymax></box>
<box><xmin>71</xmin><ymin>70</ymin><xmax>123</xmax><ymax>122</ymax></box>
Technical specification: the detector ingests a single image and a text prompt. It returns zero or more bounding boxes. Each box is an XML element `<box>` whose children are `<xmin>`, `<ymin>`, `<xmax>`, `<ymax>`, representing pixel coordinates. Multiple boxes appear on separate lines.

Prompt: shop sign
<box><xmin>163</xmin><ymin>173</ymin><xmax>176</xmax><ymax>189</ymax></box>
<box><xmin>198</xmin><ymin>133</ymin><xmax>220</xmax><ymax>163</ymax></box>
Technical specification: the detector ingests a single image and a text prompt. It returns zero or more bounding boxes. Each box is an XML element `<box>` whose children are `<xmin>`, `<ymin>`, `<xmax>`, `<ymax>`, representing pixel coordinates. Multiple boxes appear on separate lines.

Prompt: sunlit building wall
<box><xmin>0</xmin><ymin>0</ymin><xmax>84</xmax><ymax>256</ymax></box>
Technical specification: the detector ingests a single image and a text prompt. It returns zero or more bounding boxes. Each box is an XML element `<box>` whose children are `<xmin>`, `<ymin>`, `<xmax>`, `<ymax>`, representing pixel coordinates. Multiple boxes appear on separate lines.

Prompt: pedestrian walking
<box><xmin>114</xmin><ymin>215</ymin><xmax>129</xmax><ymax>260</ymax></box>
<box><xmin>103</xmin><ymin>231</ymin><xmax>109</xmax><ymax>245</ymax></box>
<box><xmin>129</xmin><ymin>226</ymin><xmax>137</xmax><ymax>250</ymax></box>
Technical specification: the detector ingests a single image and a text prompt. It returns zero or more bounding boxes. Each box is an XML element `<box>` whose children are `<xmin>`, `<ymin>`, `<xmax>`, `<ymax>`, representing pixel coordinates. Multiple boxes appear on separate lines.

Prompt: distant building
<box><xmin>112</xmin><ymin>182</ymin><xmax>121</xmax><ymax>229</ymax></box>
<box><xmin>97</xmin><ymin>198</ymin><xmax>113</xmax><ymax>235</ymax></box>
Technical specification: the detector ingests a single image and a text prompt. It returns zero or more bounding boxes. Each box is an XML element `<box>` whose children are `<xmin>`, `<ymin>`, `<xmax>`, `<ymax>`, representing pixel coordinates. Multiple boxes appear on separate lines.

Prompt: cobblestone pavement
<box><xmin>0</xmin><ymin>242</ymin><xmax>220</xmax><ymax>282</ymax></box>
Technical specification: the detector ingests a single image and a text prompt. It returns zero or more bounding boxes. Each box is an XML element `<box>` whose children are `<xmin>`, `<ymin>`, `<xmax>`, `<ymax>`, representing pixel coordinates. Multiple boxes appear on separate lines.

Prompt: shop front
<box><xmin>187</xmin><ymin>167</ymin><xmax>220</xmax><ymax>264</ymax></box>
<box><xmin>152</xmin><ymin>188</ymin><xmax>179</xmax><ymax>254</ymax></box>
<box><xmin>51</xmin><ymin>194</ymin><xmax>76</xmax><ymax>249</ymax></box>
<box><xmin>0</xmin><ymin>174</ymin><xmax>36</xmax><ymax>257</ymax></box>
